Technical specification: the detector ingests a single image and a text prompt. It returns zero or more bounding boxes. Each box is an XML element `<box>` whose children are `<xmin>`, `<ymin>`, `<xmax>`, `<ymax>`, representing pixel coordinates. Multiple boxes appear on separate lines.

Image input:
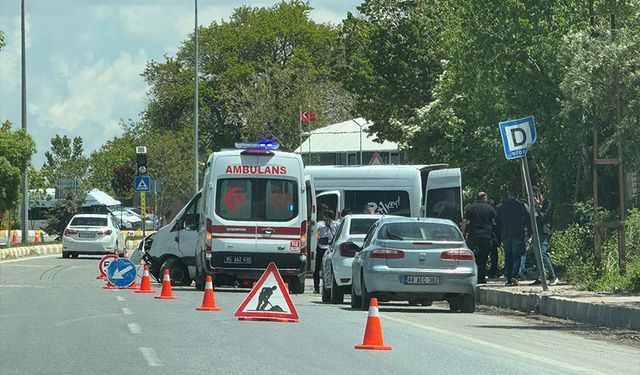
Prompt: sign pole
<box><xmin>141</xmin><ymin>192</ymin><xmax>146</xmax><ymax>238</ymax></box>
<box><xmin>521</xmin><ymin>156</ymin><xmax>548</xmax><ymax>291</ymax></box>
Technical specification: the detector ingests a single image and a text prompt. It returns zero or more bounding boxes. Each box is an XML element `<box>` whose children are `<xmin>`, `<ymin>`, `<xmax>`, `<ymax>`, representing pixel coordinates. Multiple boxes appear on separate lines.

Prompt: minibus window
<box><xmin>425</xmin><ymin>187</ymin><xmax>462</xmax><ymax>225</ymax></box>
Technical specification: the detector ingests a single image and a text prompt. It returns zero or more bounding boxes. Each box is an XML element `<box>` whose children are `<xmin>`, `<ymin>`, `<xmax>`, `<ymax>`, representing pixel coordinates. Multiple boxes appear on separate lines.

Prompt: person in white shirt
<box><xmin>313</xmin><ymin>209</ymin><xmax>336</xmax><ymax>293</ymax></box>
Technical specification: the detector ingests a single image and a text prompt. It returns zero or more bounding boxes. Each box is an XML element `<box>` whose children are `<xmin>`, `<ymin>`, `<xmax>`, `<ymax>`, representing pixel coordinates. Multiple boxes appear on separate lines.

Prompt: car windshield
<box><xmin>378</xmin><ymin>222</ymin><xmax>462</xmax><ymax>241</ymax></box>
<box><xmin>70</xmin><ymin>217</ymin><xmax>107</xmax><ymax>227</ymax></box>
<box><xmin>349</xmin><ymin>218</ymin><xmax>379</xmax><ymax>235</ymax></box>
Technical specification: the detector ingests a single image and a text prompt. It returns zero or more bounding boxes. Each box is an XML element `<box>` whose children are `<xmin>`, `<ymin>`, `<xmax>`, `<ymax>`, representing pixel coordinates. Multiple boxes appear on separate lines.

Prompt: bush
<box><xmin>552</xmin><ymin>207</ymin><xmax>640</xmax><ymax>292</ymax></box>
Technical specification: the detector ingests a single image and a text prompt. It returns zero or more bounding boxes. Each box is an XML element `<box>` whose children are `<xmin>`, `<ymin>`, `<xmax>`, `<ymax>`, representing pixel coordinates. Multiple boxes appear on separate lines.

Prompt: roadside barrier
<box><xmin>196</xmin><ymin>275</ymin><xmax>222</xmax><ymax>311</ymax></box>
<box><xmin>0</xmin><ymin>244</ymin><xmax>62</xmax><ymax>260</ymax></box>
<box><xmin>154</xmin><ymin>269</ymin><xmax>177</xmax><ymax>300</ymax></box>
<box><xmin>135</xmin><ymin>265</ymin><xmax>156</xmax><ymax>294</ymax></box>
<box><xmin>355</xmin><ymin>298</ymin><xmax>392</xmax><ymax>351</ymax></box>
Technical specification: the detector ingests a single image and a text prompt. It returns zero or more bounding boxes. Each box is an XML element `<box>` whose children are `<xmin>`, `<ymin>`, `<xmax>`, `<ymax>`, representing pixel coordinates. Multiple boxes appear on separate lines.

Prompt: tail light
<box><xmin>64</xmin><ymin>229</ymin><xmax>78</xmax><ymax>236</ymax></box>
<box><xmin>370</xmin><ymin>249</ymin><xmax>405</xmax><ymax>259</ymax></box>
<box><xmin>205</xmin><ymin>218</ymin><xmax>213</xmax><ymax>252</ymax></box>
<box><xmin>97</xmin><ymin>229</ymin><xmax>112</xmax><ymax>236</ymax></box>
<box><xmin>441</xmin><ymin>249</ymin><xmax>475</xmax><ymax>261</ymax></box>
<box><xmin>299</xmin><ymin>220</ymin><xmax>307</xmax><ymax>254</ymax></box>
<box><xmin>339</xmin><ymin>242</ymin><xmax>359</xmax><ymax>257</ymax></box>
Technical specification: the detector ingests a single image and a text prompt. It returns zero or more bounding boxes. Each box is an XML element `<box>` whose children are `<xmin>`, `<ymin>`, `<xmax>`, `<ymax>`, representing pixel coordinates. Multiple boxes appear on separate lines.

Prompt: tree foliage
<box><xmin>42</xmin><ymin>135</ymin><xmax>89</xmax><ymax>186</ymax></box>
<box><xmin>0</xmin><ymin>121</ymin><xmax>36</xmax><ymax>212</ymax></box>
<box><xmin>44</xmin><ymin>191</ymin><xmax>85</xmax><ymax>238</ymax></box>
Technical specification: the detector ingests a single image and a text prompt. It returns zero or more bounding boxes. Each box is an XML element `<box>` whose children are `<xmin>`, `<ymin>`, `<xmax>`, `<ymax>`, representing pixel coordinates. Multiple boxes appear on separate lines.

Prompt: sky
<box><xmin>0</xmin><ymin>0</ymin><xmax>362</xmax><ymax>169</ymax></box>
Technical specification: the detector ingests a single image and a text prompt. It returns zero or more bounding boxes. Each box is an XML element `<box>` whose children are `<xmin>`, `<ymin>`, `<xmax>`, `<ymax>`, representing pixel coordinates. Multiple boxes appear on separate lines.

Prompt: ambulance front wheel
<box><xmin>289</xmin><ymin>276</ymin><xmax>305</xmax><ymax>294</ymax></box>
<box><xmin>160</xmin><ymin>258</ymin><xmax>192</xmax><ymax>286</ymax></box>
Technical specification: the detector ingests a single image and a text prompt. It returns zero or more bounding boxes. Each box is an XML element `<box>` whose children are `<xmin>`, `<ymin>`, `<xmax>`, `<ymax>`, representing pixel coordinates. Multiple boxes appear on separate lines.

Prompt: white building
<box><xmin>294</xmin><ymin>118</ymin><xmax>404</xmax><ymax>166</ymax></box>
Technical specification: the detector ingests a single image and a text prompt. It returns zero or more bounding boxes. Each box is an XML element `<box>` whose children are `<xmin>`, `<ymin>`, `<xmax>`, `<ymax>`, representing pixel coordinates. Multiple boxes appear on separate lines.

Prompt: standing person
<box><xmin>363</xmin><ymin>202</ymin><xmax>376</xmax><ymax>214</ymax></box>
<box><xmin>313</xmin><ymin>209</ymin><xmax>336</xmax><ymax>293</ymax></box>
<box><xmin>530</xmin><ymin>186</ymin><xmax>559</xmax><ymax>285</ymax></box>
<box><xmin>461</xmin><ymin>192</ymin><xmax>496</xmax><ymax>284</ymax></box>
<box><xmin>496</xmin><ymin>186</ymin><xmax>529</xmax><ymax>286</ymax></box>
<box><xmin>487</xmin><ymin>198</ymin><xmax>501</xmax><ymax>278</ymax></box>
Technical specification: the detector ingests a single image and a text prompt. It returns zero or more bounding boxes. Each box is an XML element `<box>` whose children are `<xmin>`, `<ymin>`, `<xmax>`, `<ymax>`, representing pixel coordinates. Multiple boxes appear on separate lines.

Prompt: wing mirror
<box><xmin>339</xmin><ymin>242</ymin><xmax>361</xmax><ymax>257</ymax></box>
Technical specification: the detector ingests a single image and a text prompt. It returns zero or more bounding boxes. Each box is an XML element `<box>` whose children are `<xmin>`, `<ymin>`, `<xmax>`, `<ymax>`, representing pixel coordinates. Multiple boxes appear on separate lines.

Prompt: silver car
<box><xmin>62</xmin><ymin>214</ymin><xmax>126</xmax><ymax>259</ymax></box>
<box><xmin>351</xmin><ymin>216</ymin><xmax>477</xmax><ymax>312</ymax></box>
<box><xmin>321</xmin><ymin>214</ymin><xmax>383</xmax><ymax>304</ymax></box>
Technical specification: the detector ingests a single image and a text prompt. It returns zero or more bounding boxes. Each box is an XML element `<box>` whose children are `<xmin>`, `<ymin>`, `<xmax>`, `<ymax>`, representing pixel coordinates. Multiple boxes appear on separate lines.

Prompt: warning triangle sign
<box><xmin>234</xmin><ymin>262</ymin><xmax>299</xmax><ymax>323</ymax></box>
<box><xmin>137</xmin><ymin>179</ymin><xmax>149</xmax><ymax>191</ymax></box>
<box><xmin>368</xmin><ymin>152</ymin><xmax>384</xmax><ymax>165</ymax></box>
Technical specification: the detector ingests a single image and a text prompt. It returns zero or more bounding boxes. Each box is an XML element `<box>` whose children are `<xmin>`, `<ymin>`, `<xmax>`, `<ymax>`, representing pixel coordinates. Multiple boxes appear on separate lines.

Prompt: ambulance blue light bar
<box><xmin>235</xmin><ymin>141</ymin><xmax>280</xmax><ymax>150</ymax></box>
<box><xmin>236</xmin><ymin>141</ymin><xmax>280</xmax><ymax>155</ymax></box>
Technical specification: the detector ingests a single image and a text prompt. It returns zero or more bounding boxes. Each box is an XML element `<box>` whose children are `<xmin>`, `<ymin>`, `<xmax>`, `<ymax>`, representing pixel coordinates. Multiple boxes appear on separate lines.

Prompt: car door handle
<box><xmin>261</xmin><ymin>228</ymin><xmax>274</xmax><ymax>235</ymax></box>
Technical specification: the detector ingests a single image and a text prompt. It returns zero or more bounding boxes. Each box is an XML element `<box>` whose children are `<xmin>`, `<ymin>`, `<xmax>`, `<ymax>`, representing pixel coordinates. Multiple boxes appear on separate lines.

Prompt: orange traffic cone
<box><xmin>96</xmin><ymin>274</ymin><xmax>106</xmax><ymax>280</ymax></box>
<box><xmin>102</xmin><ymin>278</ymin><xmax>118</xmax><ymax>289</ymax></box>
<box><xmin>127</xmin><ymin>278</ymin><xmax>139</xmax><ymax>290</ymax></box>
<box><xmin>10</xmin><ymin>231</ymin><xmax>18</xmax><ymax>245</ymax></box>
<box><xmin>34</xmin><ymin>231</ymin><xmax>41</xmax><ymax>244</ymax></box>
<box><xmin>135</xmin><ymin>265</ymin><xmax>155</xmax><ymax>294</ymax></box>
<box><xmin>354</xmin><ymin>298</ymin><xmax>392</xmax><ymax>350</ymax></box>
<box><xmin>154</xmin><ymin>268</ymin><xmax>177</xmax><ymax>299</ymax></box>
<box><xmin>196</xmin><ymin>275</ymin><xmax>221</xmax><ymax>311</ymax></box>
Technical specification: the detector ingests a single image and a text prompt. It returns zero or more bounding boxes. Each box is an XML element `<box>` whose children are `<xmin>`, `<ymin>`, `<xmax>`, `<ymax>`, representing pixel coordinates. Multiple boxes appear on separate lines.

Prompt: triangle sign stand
<box><xmin>234</xmin><ymin>262</ymin><xmax>299</xmax><ymax>323</ymax></box>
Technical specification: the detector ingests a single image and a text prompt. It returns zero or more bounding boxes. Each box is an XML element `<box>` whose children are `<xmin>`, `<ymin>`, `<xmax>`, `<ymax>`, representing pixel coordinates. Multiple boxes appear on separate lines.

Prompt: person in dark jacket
<box><xmin>461</xmin><ymin>192</ymin><xmax>496</xmax><ymax>284</ymax></box>
<box><xmin>496</xmin><ymin>187</ymin><xmax>529</xmax><ymax>286</ymax></box>
<box><xmin>530</xmin><ymin>186</ymin><xmax>559</xmax><ymax>285</ymax></box>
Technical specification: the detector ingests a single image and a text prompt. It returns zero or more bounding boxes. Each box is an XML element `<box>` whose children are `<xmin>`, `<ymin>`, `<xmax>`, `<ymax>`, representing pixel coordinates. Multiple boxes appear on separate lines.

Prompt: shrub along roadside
<box><xmin>552</xmin><ymin>208</ymin><xmax>640</xmax><ymax>292</ymax></box>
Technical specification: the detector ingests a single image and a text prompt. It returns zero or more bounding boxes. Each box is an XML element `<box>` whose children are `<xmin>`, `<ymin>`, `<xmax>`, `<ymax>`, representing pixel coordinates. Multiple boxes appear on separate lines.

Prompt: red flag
<box><xmin>301</xmin><ymin>111</ymin><xmax>309</xmax><ymax>122</ymax></box>
<box><xmin>309</xmin><ymin>111</ymin><xmax>316</xmax><ymax>122</ymax></box>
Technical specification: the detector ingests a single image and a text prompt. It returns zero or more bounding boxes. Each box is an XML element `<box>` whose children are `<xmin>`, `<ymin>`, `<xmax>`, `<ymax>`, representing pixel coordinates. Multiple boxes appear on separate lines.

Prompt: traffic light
<box><xmin>136</xmin><ymin>146</ymin><xmax>147</xmax><ymax>175</ymax></box>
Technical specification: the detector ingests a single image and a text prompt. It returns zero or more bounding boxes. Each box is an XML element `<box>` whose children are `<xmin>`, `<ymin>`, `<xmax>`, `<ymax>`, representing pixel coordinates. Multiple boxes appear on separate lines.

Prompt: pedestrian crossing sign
<box><xmin>234</xmin><ymin>262</ymin><xmax>299</xmax><ymax>322</ymax></box>
<box><xmin>134</xmin><ymin>176</ymin><xmax>151</xmax><ymax>193</ymax></box>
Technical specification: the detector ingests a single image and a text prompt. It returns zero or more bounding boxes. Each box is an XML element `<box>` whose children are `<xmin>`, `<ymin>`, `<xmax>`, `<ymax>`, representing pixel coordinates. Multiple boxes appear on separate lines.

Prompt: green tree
<box><xmin>86</xmin><ymin>129</ymin><xmax>137</xmax><ymax>196</ymax></box>
<box><xmin>44</xmin><ymin>191</ymin><xmax>85</xmax><ymax>238</ymax></box>
<box><xmin>42</xmin><ymin>135</ymin><xmax>89</xmax><ymax>186</ymax></box>
<box><xmin>0</xmin><ymin>121</ymin><xmax>36</xmax><ymax>212</ymax></box>
<box><xmin>143</xmin><ymin>0</ymin><xmax>354</xmax><ymax>155</ymax></box>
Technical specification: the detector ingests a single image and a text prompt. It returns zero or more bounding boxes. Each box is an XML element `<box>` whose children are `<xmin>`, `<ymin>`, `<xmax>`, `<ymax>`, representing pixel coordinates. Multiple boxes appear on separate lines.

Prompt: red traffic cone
<box><xmin>135</xmin><ymin>265</ymin><xmax>155</xmax><ymax>294</ymax></box>
<box><xmin>355</xmin><ymin>298</ymin><xmax>392</xmax><ymax>350</ymax></box>
<box><xmin>127</xmin><ymin>278</ymin><xmax>139</xmax><ymax>290</ymax></box>
<box><xmin>154</xmin><ymin>268</ymin><xmax>178</xmax><ymax>299</ymax></box>
<box><xmin>34</xmin><ymin>231</ymin><xmax>41</xmax><ymax>244</ymax></box>
<box><xmin>96</xmin><ymin>274</ymin><xmax>106</xmax><ymax>280</ymax></box>
<box><xmin>196</xmin><ymin>275</ymin><xmax>221</xmax><ymax>311</ymax></box>
<box><xmin>10</xmin><ymin>231</ymin><xmax>18</xmax><ymax>245</ymax></box>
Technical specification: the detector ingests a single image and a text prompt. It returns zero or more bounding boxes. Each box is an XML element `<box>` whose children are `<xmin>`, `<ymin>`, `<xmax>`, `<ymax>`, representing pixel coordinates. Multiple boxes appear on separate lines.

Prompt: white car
<box><xmin>321</xmin><ymin>214</ymin><xmax>383</xmax><ymax>303</ymax></box>
<box><xmin>62</xmin><ymin>214</ymin><xmax>126</xmax><ymax>258</ymax></box>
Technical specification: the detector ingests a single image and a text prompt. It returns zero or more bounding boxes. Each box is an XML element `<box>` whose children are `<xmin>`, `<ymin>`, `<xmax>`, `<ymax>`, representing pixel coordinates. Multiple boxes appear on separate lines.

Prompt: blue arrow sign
<box><xmin>499</xmin><ymin>116</ymin><xmax>537</xmax><ymax>160</ymax></box>
<box><xmin>134</xmin><ymin>176</ymin><xmax>151</xmax><ymax>193</ymax></box>
<box><xmin>106</xmin><ymin>258</ymin><xmax>137</xmax><ymax>288</ymax></box>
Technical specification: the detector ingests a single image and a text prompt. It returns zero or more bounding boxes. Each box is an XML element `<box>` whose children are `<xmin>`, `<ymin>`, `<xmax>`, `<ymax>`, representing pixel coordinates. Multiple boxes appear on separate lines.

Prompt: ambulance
<box><xmin>195</xmin><ymin>142</ymin><xmax>316</xmax><ymax>293</ymax></box>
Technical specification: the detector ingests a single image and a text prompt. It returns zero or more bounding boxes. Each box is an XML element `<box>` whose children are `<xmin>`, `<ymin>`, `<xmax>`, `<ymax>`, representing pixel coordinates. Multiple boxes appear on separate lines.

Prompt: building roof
<box><xmin>294</xmin><ymin>118</ymin><xmax>399</xmax><ymax>153</ymax></box>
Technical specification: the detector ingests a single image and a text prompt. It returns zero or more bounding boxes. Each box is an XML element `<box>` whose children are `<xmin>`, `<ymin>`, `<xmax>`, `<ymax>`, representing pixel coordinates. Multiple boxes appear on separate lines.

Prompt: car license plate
<box><xmin>404</xmin><ymin>275</ymin><xmax>439</xmax><ymax>285</ymax></box>
<box><xmin>78</xmin><ymin>233</ymin><xmax>95</xmax><ymax>238</ymax></box>
<box><xmin>224</xmin><ymin>256</ymin><xmax>252</xmax><ymax>265</ymax></box>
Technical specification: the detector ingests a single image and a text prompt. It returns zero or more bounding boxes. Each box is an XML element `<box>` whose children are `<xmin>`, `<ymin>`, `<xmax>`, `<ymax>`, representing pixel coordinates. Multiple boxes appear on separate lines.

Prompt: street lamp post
<box><xmin>353</xmin><ymin>119</ymin><xmax>364</xmax><ymax>165</ymax></box>
<box><xmin>20</xmin><ymin>0</ymin><xmax>29</xmax><ymax>244</ymax></box>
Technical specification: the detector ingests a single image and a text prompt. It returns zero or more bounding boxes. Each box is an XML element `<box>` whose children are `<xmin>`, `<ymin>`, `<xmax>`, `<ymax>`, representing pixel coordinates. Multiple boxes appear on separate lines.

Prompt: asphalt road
<box><xmin>1</xmin><ymin>255</ymin><xmax>639</xmax><ymax>375</ymax></box>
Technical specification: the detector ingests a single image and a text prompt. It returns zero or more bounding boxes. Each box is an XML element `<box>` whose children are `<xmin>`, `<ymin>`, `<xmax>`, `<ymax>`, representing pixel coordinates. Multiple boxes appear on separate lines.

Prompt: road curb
<box><xmin>0</xmin><ymin>244</ymin><xmax>62</xmax><ymax>260</ymax></box>
<box><xmin>477</xmin><ymin>287</ymin><xmax>640</xmax><ymax>331</ymax></box>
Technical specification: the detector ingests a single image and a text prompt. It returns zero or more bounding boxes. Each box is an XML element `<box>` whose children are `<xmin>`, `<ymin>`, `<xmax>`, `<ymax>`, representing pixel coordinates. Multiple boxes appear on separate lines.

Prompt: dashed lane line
<box><xmin>116</xmin><ymin>296</ymin><xmax>126</xmax><ymax>302</ymax></box>
<box><xmin>127</xmin><ymin>323</ymin><xmax>142</xmax><ymax>334</ymax></box>
<box><xmin>139</xmin><ymin>347</ymin><xmax>163</xmax><ymax>367</ymax></box>
<box><xmin>121</xmin><ymin>307</ymin><xmax>132</xmax><ymax>315</ymax></box>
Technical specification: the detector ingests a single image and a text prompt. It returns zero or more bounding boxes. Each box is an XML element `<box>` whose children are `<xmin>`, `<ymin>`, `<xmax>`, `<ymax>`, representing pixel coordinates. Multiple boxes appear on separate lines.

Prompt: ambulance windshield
<box><xmin>216</xmin><ymin>178</ymin><xmax>298</xmax><ymax>221</ymax></box>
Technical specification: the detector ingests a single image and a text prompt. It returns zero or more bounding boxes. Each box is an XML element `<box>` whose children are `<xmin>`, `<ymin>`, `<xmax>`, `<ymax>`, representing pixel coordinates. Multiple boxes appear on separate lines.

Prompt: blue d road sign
<box><xmin>107</xmin><ymin>258</ymin><xmax>137</xmax><ymax>288</ymax></box>
<box><xmin>134</xmin><ymin>175</ymin><xmax>151</xmax><ymax>193</ymax></box>
<box><xmin>499</xmin><ymin>116</ymin><xmax>537</xmax><ymax>160</ymax></box>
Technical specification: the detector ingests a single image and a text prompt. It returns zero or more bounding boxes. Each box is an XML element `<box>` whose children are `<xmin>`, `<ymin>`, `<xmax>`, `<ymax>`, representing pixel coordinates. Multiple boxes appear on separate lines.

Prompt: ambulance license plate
<box><xmin>224</xmin><ymin>256</ymin><xmax>252</xmax><ymax>265</ymax></box>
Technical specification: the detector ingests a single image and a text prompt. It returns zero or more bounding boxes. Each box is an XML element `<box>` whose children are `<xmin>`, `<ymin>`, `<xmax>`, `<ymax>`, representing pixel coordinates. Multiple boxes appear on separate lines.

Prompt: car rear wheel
<box><xmin>321</xmin><ymin>278</ymin><xmax>331</xmax><ymax>302</ymax></box>
<box><xmin>330</xmin><ymin>270</ymin><xmax>344</xmax><ymax>304</ymax></box>
<box><xmin>360</xmin><ymin>273</ymin><xmax>371</xmax><ymax>311</ymax></box>
<box><xmin>350</xmin><ymin>281</ymin><xmax>362</xmax><ymax>309</ymax></box>
<box><xmin>460</xmin><ymin>294</ymin><xmax>475</xmax><ymax>313</ymax></box>
<box><xmin>71</xmin><ymin>252</ymin><xmax>79</xmax><ymax>259</ymax></box>
<box><xmin>62</xmin><ymin>251</ymin><xmax>70</xmax><ymax>259</ymax></box>
<box><xmin>160</xmin><ymin>258</ymin><xmax>191</xmax><ymax>286</ymax></box>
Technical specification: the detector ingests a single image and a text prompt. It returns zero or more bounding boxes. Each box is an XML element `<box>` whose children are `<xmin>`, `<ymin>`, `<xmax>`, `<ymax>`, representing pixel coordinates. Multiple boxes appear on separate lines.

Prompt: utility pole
<box><xmin>20</xmin><ymin>0</ymin><xmax>29</xmax><ymax>244</ymax></box>
<box><xmin>193</xmin><ymin>0</ymin><xmax>200</xmax><ymax>194</ymax></box>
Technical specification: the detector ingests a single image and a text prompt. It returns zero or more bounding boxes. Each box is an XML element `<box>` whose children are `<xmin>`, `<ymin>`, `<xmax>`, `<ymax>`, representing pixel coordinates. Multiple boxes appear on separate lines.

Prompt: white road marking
<box><xmin>121</xmin><ymin>307</ymin><xmax>132</xmax><ymax>315</ymax></box>
<box><xmin>116</xmin><ymin>296</ymin><xmax>126</xmax><ymax>302</ymax></box>
<box><xmin>127</xmin><ymin>323</ymin><xmax>142</xmax><ymax>334</ymax></box>
<box><xmin>0</xmin><ymin>254</ymin><xmax>59</xmax><ymax>264</ymax></box>
<box><xmin>384</xmin><ymin>315</ymin><xmax>606</xmax><ymax>375</ymax></box>
<box><xmin>139</xmin><ymin>347</ymin><xmax>163</xmax><ymax>367</ymax></box>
